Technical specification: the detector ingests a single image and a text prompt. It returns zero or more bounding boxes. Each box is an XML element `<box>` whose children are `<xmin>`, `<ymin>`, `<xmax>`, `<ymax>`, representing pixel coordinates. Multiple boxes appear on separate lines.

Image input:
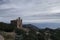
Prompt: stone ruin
<box><xmin>11</xmin><ymin>17</ymin><xmax>22</xmax><ymax>29</ymax></box>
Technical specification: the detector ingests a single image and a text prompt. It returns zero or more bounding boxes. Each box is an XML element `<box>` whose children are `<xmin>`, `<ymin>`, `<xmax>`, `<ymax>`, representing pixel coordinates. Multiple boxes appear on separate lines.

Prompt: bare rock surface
<box><xmin>0</xmin><ymin>35</ymin><xmax>4</xmax><ymax>40</ymax></box>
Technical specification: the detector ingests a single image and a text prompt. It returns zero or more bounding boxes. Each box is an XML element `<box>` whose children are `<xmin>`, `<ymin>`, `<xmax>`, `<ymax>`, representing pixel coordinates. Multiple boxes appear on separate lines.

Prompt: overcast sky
<box><xmin>0</xmin><ymin>0</ymin><xmax>60</xmax><ymax>23</ymax></box>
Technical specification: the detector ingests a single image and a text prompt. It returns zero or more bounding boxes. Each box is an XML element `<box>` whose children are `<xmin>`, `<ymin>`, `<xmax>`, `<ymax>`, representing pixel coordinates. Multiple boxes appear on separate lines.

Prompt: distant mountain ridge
<box><xmin>32</xmin><ymin>23</ymin><xmax>60</xmax><ymax>29</ymax></box>
<box><xmin>23</xmin><ymin>24</ymin><xmax>39</xmax><ymax>31</ymax></box>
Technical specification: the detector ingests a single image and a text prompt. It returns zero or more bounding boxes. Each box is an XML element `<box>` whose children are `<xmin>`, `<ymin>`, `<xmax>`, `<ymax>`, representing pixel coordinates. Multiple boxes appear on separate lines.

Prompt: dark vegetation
<box><xmin>15</xmin><ymin>24</ymin><xmax>60</xmax><ymax>40</ymax></box>
<box><xmin>0</xmin><ymin>22</ymin><xmax>60</xmax><ymax>40</ymax></box>
<box><xmin>0</xmin><ymin>22</ymin><xmax>16</xmax><ymax>32</ymax></box>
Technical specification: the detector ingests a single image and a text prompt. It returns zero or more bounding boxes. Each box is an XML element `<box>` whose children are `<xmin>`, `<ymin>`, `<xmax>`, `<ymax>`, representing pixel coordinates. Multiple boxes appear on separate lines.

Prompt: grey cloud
<box><xmin>24</xmin><ymin>13</ymin><xmax>60</xmax><ymax>20</ymax></box>
<box><xmin>30</xmin><ymin>13</ymin><xmax>60</xmax><ymax>17</ymax></box>
<box><xmin>0</xmin><ymin>0</ymin><xmax>10</xmax><ymax>4</ymax></box>
<box><xmin>0</xmin><ymin>0</ymin><xmax>60</xmax><ymax>23</ymax></box>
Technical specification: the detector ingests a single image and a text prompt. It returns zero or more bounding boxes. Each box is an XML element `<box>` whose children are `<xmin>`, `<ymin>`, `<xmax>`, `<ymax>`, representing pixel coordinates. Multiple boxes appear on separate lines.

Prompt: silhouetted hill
<box><xmin>0</xmin><ymin>22</ymin><xmax>15</xmax><ymax>32</ymax></box>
